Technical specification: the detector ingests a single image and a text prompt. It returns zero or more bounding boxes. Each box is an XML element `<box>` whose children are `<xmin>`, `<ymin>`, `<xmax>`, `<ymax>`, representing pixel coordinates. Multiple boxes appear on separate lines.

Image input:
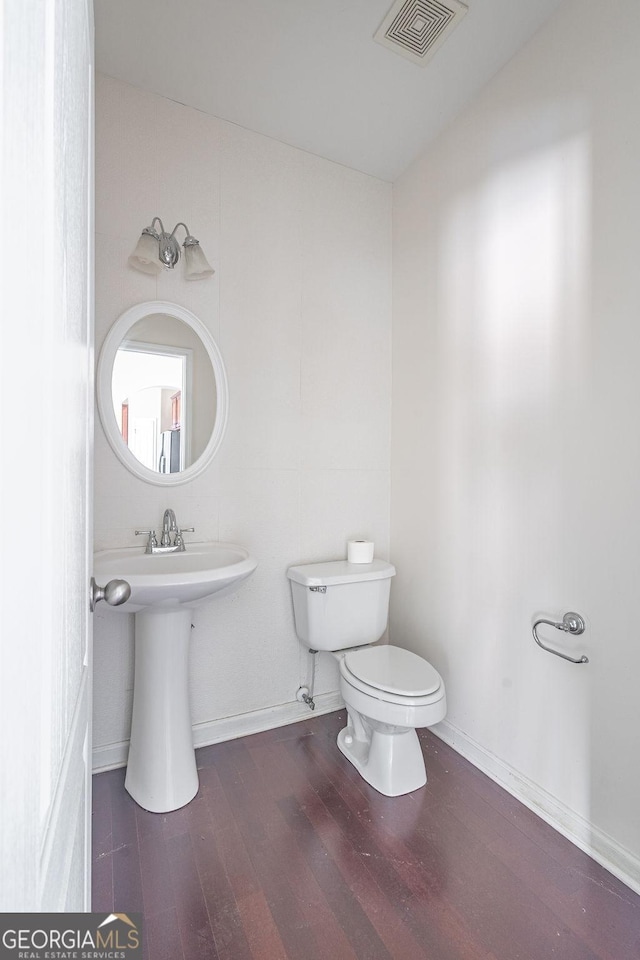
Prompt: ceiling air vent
<box><xmin>374</xmin><ymin>0</ymin><xmax>469</xmax><ymax>67</ymax></box>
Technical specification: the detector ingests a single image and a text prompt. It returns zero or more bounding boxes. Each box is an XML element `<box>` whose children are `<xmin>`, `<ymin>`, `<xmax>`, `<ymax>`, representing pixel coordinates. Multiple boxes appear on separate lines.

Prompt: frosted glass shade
<box><xmin>128</xmin><ymin>232</ymin><xmax>162</xmax><ymax>275</ymax></box>
<box><xmin>184</xmin><ymin>241</ymin><xmax>214</xmax><ymax>281</ymax></box>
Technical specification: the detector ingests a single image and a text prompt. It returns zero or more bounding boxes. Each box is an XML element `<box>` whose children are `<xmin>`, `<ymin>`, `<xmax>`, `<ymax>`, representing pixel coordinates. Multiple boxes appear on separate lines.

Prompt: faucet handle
<box><xmin>135</xmin><ymin>529</ymin><xmax>157</xmax><ymax>553</ymax></box>
<box><xmin>173</xmin><ymin>527</ymin><xmax>194</xmax><ymax>550</ymax></box>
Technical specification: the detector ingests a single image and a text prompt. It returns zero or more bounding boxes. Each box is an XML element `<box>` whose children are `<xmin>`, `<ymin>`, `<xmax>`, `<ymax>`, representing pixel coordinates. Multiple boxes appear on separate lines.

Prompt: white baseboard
<box><xmin>92</xmin><ymin>691</ymin><xmax>344</xmax><ymax>774</ymax></box>
<box><xmin>432</xmin><ymin>718</ymin><xmax>640</xmax><ymax>897</ymax></box>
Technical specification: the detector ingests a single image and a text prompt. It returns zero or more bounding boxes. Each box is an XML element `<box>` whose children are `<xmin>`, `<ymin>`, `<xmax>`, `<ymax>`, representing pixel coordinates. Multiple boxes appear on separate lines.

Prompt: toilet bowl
<box><xmin>287</xmin><ymin>558</ymin><xmax>447</xmax><ymax>797</ymax></box>
<box><xmin>335</xmin><ymin>644</ymin><xmax>446</xmax><ymax>795</ymax></box>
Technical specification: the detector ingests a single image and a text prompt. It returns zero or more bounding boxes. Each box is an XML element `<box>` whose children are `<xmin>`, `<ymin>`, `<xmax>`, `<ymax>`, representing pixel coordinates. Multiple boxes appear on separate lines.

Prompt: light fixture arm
<box><xmin>143</xmin><ymin>216</ymin><xmax>199</xmax><ymax>246</ymax></box>
<box><xmin>140</xmin><ymin>217</ymin><xmax>165</xmax><ymax>241</ymax></box>
<box><xmin>169</xmin><ymin>221</ymin><xmax>191</xmax><ymax>240</ymax></box>
<box><xmin>169</xmin><ymin>222</ymin><xmax>201</xmax><ymax>249</ymax></box>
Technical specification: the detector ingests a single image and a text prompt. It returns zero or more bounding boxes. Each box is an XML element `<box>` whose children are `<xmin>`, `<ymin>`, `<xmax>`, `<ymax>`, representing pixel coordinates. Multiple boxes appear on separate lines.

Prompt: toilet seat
<box><xmin>340</xmin><ymin>645</ymin><xmax>443</xmax><ymax>707</ymax></box>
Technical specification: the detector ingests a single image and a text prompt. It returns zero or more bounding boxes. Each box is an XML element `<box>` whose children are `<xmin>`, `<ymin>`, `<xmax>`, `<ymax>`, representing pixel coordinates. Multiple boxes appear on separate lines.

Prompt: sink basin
<box><xmin>93</xmin><ymin>541</ymin><xmax>257</xmax><ymax>612</ymax></box>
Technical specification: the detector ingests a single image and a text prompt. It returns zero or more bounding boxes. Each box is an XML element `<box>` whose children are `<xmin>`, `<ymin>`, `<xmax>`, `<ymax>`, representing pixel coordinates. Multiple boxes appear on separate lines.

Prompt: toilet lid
<box><xmin>343</xmin><ymin>645</ymin><xmax>441</xmax><ymax>697</ymax></box>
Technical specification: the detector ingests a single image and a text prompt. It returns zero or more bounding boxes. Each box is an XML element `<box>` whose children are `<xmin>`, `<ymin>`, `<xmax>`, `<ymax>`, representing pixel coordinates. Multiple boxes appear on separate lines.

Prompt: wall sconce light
<box><xmin>128</xmin><ymin>217</ymin><xmax>214</xmax><ymax>281</ymax></box>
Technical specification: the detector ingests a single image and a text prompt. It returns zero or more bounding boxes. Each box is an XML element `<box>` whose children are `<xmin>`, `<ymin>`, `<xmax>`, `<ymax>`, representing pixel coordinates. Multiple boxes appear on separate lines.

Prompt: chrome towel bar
<box><xmin>532</xmin><ymin>612</ymin><xmax>589</xmax><ymax>664</ymax></box>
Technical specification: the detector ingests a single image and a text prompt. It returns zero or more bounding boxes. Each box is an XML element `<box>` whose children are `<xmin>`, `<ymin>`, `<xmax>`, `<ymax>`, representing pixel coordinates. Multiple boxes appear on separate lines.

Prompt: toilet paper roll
<box><xmin>347</xmin><ymin>540</ymin><xmax>375</xmax><ymax>564</ymax></box>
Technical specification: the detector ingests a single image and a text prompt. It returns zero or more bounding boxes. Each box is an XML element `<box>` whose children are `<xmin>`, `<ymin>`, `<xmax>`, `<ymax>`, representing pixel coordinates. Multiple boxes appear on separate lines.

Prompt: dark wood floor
<box><xmin>92</xmin><ymin>710</ymin><xmax>640</xmax><ymax>960</ymax></box>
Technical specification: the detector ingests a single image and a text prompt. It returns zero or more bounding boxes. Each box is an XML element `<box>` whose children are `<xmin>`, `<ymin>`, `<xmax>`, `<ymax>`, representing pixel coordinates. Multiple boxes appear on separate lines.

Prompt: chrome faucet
<box><xmin>135</xmin><ymin>509</ymin><xmax>194</xmax><ymax>554</ymax></box>
<box><xmin>161</xmin><ymin>508</ymin><xmax>177</xmax><ymax>547</ymax></box>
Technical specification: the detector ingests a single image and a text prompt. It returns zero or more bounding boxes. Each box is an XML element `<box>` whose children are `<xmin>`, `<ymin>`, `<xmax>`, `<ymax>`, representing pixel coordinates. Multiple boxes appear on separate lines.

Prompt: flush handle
<box><xmin>90</xmin><ymin>577</ymin><xmax>131</xmax><ymax>612</ymax></box>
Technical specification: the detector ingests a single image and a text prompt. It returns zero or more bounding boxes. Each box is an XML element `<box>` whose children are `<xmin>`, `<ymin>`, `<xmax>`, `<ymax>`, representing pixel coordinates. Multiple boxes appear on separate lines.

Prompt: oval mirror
<box><xmin>97</xmin><ymin>301</ymin><xmax>228</xmax><ymax>485</ymax></box>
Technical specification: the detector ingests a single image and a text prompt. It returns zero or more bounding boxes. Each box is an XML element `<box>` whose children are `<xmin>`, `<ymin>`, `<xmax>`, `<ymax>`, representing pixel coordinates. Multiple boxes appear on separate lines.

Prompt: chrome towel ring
<box><xmin>532</xmin><ymin>612</ymin><xmax>589</xmax><ymax>664</ymax></box>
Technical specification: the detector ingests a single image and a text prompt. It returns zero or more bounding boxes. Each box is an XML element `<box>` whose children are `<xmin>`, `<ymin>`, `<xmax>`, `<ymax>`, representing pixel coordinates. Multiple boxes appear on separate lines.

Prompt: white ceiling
<box><xmin>94</xmin><ymin>0</ymin><xmax>565</xmax><ymax>182</ymax></box>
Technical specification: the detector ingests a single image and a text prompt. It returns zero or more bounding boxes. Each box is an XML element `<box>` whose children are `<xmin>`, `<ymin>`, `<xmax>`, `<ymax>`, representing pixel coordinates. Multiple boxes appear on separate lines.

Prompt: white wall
<box><xmin>391</xmin><ymin>0</ymin><xmax>640</xmax><ymax>889</ymax></box>
<box><xmin>93</xmin><ymin>76</ymin><xmax>392</xmax><ymax>763</ymax></box>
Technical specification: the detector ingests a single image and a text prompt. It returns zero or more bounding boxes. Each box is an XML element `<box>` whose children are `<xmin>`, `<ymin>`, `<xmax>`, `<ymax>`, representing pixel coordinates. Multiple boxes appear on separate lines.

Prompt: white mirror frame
<box><xmin>97</xmin><ymin>300</ymin><xmax>228</xmax><ymax>486</ymax></box>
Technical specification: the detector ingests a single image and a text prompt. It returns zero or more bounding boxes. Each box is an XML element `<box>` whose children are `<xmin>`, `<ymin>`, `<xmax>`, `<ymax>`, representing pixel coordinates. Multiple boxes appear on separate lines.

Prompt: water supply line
<box><xmin>296</xmin><ymin>648</ymin><xmax>318</xmax><ymax>710</ymax></box>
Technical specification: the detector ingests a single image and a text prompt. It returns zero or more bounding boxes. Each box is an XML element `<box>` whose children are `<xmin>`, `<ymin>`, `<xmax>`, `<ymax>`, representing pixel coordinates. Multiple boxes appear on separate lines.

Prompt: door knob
<box><xmin>90</xmin><ymin>576</ymin><xmax>131</xmax><ymax>612</ymax></box>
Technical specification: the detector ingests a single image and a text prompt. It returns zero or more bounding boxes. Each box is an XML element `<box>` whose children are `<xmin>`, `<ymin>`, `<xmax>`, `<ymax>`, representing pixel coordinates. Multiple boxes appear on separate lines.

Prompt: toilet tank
<box><xmin>287</xmin><ymin>559</ymin><xmax>396</xmax><ymax>651</ymax></box>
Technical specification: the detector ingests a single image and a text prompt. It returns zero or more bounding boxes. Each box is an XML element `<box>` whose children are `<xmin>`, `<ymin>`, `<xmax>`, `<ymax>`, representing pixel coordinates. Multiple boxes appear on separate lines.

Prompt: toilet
<box><xmin>287</xmin><ymin>558</ymin><xmax>446</xmax><ymax>797</ymax></box>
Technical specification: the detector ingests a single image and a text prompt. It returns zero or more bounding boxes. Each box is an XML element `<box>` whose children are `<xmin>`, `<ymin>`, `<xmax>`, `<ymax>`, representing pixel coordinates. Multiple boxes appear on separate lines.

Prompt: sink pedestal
<box><xmin>125</xmin><ymin>608</ymin><xmax>199</xmax><ymax>812</ymax></box>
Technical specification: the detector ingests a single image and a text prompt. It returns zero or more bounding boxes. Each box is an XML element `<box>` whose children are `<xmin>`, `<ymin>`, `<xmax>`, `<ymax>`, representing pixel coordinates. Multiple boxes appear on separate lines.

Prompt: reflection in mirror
<box><xmin>97</xmin><ymin>301</ymin><xmax>228</xmax><ymax>486</ymax></box>
<box><xmin>113</xmin><ymin>341</ymin><xmax>188</xmax><ymax>473</ymax></box>
<box><xmin>111</xmin><ymin>314</ymin><xmax>216</xmax><ymax>474</ymax></box>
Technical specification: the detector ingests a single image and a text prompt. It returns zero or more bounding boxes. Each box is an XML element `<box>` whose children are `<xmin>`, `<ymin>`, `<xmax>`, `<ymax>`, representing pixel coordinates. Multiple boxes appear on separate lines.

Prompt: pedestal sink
<box><xmin>93</xmin><ymin>542</ymin><xmax>257</xmax><ymax>813</ymax></box>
